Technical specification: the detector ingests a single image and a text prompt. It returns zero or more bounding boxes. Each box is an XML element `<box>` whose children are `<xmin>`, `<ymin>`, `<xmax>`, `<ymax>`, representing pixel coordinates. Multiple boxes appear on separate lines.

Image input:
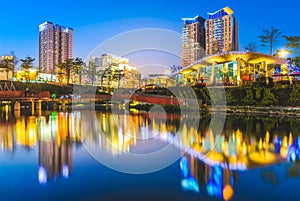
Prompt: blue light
<box><xmin>274</xmin><ymin>65</ymin><xmax>281</xmax><ymax>74</ymax></box>
<box><xmin>180</xmin><ymin>157</ymin><xmax>189</xmax><ymax>178</ymax></box>
<box><xmin>62</xmin><ymin>164</ymin><xmax>69</xmax><ymax>178</ymax></box>
<box><xmin>38</xmin><ymin>166</ymin><xmax>47</xmax><ymax>184</ymax></box>
<box><xmin>206</xmin><ymin>165</ymin><xmax>223</xmax><ymax>199</ymax></box>
<box><xmin>181</xmin><ymin>177</ymin><xmax>200</xmax><ymax>193</ymax></box>
<box><xmin>206</xmin><ymin>181</ymin><xmax>223</xmax><ymax>198</ymax></box>
<box><xmin>275</xmin><ymin>138</ymin><xmax>282</xmax><ymax>154</ymax></box>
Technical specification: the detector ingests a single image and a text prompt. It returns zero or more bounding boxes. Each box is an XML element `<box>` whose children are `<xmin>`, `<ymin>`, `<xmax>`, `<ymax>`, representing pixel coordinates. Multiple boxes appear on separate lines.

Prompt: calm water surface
<box><xmin>1</xmin><ymin>107</ymin><xmax>300</xmax><ymax>201</ymax></box>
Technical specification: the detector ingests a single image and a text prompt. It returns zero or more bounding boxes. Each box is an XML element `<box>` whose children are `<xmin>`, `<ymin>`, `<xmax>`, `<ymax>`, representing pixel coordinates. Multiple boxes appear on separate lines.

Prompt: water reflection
<box><xmin>38</xmin><ymin>140</ymin><xmax>73</xmax><ymax>184</ymax></box>
<box><xmin>0</xmin><ymin>110</ymin><xmax>82</xmax><ymax>184</ymax></box>
<box><xmin>36</xmin><ymin>112</ymin><xmax>81</xmax><ymax>183</ymax></box>
<box><xmin>1</xmin><ymin>109</ymin><xmax>300</xmax><ymax>200</ymax></box>
<box><xmin>180</xmin><ymin>154</ymin><xmax>237</xmax><ymax>200</ymax></box>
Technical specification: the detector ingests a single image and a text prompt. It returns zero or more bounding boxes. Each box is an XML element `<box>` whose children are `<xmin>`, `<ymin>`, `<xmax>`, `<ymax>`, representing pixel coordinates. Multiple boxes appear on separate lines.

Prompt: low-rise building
<box><xmin>0</xmin><ymin>55</ymin><xmax>14</xmax><ymax>80</ymax></box>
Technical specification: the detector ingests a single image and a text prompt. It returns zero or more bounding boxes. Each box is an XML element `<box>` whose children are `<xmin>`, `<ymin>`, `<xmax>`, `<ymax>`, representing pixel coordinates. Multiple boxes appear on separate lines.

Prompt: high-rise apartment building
<box><xmin>181</xmin><ymin>16</ymin><xmax>206</xmax><ymax>67</ymax></box>
<box><xmin>39</xmin><ymin>22</ymin><xmax>73</xmax><ymax>74</ymax></box>
<box><xmin>205</xmin><ymin>7</ymin><xmax>238</xmax><ymax>55</ymax></box>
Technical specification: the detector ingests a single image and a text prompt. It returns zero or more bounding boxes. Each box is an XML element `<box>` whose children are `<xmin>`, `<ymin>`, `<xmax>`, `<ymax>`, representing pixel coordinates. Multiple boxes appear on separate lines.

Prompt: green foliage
<box><xmin>198</xmin><ymin>88</ymin><xmax>211</xmax><ymax>105</ymax></box>
<box><xmin>193</xmin><ymin>85</ymin><xmax>297</xmax><ymax>107</ymax></box>
<box><xmin>242</xmin><ymin>87</ymin><xmax>255</xmax><ymax>105</ymax></box>
<box><xmin>20</xmin><ymin>55</ymin><xmax>35</xmax><ymax>81</ymax></box>
<box><xmin>272</xmin><ymin>85</ymin><xmax>292</xmax><ymax>106</ymax></box>
<box><xmin>208</xmin><ymin>88</ymin><xmax>226</xmax><ymax>106</ymax></box>
<box><xmin>284</xmin><ymin>35</ymin><xmax>300</xmax><ymax>57</ymax></box>
<box><xmin>55</xmin><ymin>57</ymin><xmax>85</xmax><ymax>85</ymax></box>
<box><xmin>288</xmin><ymin>87</ymin><xmax>300</xmax><ymax>106</ymax></box>
<box><xmin>259</xmin><ymin>88</ymin><xmax>276</xmax><ymax>106</ymax></box>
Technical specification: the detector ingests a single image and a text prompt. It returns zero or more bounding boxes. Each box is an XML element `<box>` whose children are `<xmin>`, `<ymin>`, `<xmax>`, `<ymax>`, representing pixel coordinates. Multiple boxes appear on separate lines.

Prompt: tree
<box><xmin>20</xmin><ymin>55</ymin><xmax>35</xmax><ymax>81</ymax></box>
<box><xmin>283</xmin><ymin>36</ymin><xmax>300</xmax><ymax>66</ymax></box>
<box><xmin>98</xmin><ymin>66</ymin><xmax>113</xmax><ymax>86</ymax></box>
<box><xmin>72</xmin><ymin>57</ymin><xmax>85</xmax><ymax>85</ymax></box>
<box><xmin>55</xmin><ymin>62</ymin><xmax>65</xmax><ymax>84</ymax></box>
<box><xmin>55</xmin><ymin>59</ymin><xmax>73</xmax><ymax>84</ymax></box>
<box><xmin>244</xmin><ymin>42</ymin><xmax>258</xmax><ymax>52</ymax></box>
<box><xmin>284</xmin><ymin>35</ymin><xmax>300</xmax><ymax>57</ymax></box>
<box><xmin>65</xmin><ymin>58</ymin><xmax>74</xmax><ymax>85</ymax></box>
<box><xmin>259</xmin><ymin>27</ymin><xmax>281</xmax><ymax>55</ymax></box>
<box><xmin>111</xmin><ymin>66</ymin><xmax>124</xmax><ymax>88</ymax></box>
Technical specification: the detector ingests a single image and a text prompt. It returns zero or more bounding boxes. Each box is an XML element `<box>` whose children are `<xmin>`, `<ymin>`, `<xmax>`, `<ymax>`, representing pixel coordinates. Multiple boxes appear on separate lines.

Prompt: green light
<box><xmin>51</xmin><ymin>111</ymin><xmax>56</xmax><ymax>118</ymax></box>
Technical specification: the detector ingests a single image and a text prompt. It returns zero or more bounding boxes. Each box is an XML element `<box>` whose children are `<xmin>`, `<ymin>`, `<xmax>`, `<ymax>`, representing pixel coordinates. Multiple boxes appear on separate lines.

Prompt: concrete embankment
<box><xmin>209</xmin><ymin>106</ymin><xmax>300</xmax><ymax>116</ymax></box>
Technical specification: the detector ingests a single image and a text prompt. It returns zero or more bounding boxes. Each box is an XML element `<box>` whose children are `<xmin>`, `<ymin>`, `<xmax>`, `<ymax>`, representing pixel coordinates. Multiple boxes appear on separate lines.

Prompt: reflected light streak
<box><xmin>38</xmin><ymin>166</ymin><xmax>47</xmax><ymax>184</ymax></box>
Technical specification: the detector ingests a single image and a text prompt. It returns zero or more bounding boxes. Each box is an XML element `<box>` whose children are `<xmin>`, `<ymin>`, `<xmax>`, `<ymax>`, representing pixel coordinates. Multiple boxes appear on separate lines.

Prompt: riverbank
<box><xmin>210</xmin><ymin>106</ymin><xmax>300</xmax><ymax>116</ymax></box>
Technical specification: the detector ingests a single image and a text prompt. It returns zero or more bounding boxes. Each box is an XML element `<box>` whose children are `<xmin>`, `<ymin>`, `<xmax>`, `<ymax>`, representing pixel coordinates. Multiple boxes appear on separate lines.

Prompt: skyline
<box><xmin>0</xmin><ymin>0</ymin><xmax>299</xmax><ymax>67</ymax></box>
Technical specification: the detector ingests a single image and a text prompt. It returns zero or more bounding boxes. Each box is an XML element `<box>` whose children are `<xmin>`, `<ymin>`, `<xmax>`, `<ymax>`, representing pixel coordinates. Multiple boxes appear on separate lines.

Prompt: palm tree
<box><xmin>259</xmin><ymin>27</ymin><xmax>281</xmax><ymax>55</ymax></box>
<box><xmin>111</xmin><ymin>67</ymin><xmax>124</xmax><ymax>88</ymax></box>
<box><xmin>244</xmin><ymin>42</ymin><xmax>258</xmax><ymax>52</ymax></box>
<box><xmin>99</xmin><ymin>66</ymin><xmax>113</xmax><ymax>86</ymax></box>
<box><xmin>72</xmin><ymin>57</ymin><xmax>85</xmax><ymax>85</ymax></box>
<box><xmin>284</xmin><ymin>36</ymin><xmax>300</xmax><ymax>57</ymax></box>
<box><xmin>20</xmin><ymin>56</ymin><xmax>35</xmax><ymax>81</ymax></box>
<box><xmin>65</xmin><ymin>58</ymin><xmax>74</xmax><ymax>85</ymax></box>
<box><xmin>55</xmin><ymin>59</ymin><xmax>73</xmax><ymax>84</ymax></box>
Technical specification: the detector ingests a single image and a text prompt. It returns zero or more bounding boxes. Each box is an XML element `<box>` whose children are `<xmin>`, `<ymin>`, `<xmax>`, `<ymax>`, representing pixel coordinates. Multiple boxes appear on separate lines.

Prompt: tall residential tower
<box><xmin>205</xmin><ymin>7</ymin><xmax>238</xmax><ymax>55</ymax></box>
<box><xmin>39</xmin><ymin>22</ymin><xmax>73</xmax><ymax>74</ymax></box>
<box><xmin>181</xmin><ymin>16</ymin><xmax>206</xmax><ymax>67</ymax></box>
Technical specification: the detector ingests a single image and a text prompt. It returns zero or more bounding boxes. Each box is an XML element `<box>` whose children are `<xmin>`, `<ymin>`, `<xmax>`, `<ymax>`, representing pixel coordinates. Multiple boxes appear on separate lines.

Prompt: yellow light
<box><xmin>277</xmin><ymin>49</ymin><xmax>290</xmax><ymax>58</ymax></box>
<box><xmin>280</xmin><ymin>147</ymin><xmax>288</xmax><ymax>158</ymax></box>
<box><xmin>223</xmin><ymin>6</ymin><xmax>234</xmax><ymax>15</ymax></box>
<box><xmin>258</xmin><ymin>138</ymin><xmax>263</xmax><ymax>150</ymax></box>
<box><xmin>249</xmin><ymin>151</ymin><xmax>276</xmax><ymax>164</ymax></box>
<box><xmin>289</xmin><ymin>132</ymin><xmax>293</xmax><ymax>146</ymax></box>
<box><xmin>265</xmin><ymin>131</ymin><xmax>270</xmax><ymax>144</ymax></box>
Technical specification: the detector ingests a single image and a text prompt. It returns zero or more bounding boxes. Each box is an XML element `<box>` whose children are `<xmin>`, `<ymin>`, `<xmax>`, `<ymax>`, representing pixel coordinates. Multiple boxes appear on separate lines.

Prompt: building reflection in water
<box><xmin>36</xmin><ymin>112</ymin><xmax>82</xmax><ymax>184</ymax></box>
<box><xmin>180</xmin><ymin>154</ymin><xmax>237</xmax><ymax>201</ymax></box>
<box><xmin>2</xmin><ymin>109</ymin><xmax>300</xmax><ymax>196</ymax></box>
<box><xmin>16</xmin><ymin>116</ymin><xmax>37</xmax><ymax>148</ymax></box>
<box><xmin>0</xmin><ymin>122</ymin><xmax>14</xmax><ymax>151</ymax></box>
<box><xmin>85</xmin><ymin>112</ymin><xmax>181</xmax><ymax>156</ymax></box>
<box><xmin>38</xmin><ymin>140</ymin><xmax>73</xmax><ymax>184</ymax></box>
<box><xmin>8</xmin><ymin>111</ymin><xmax>83</xmax><ymax>184</ymax></box>
<box><xmin>0</xmin><ymin>105</ymin><xmax>16</xmax><ymax>151</ymax></box>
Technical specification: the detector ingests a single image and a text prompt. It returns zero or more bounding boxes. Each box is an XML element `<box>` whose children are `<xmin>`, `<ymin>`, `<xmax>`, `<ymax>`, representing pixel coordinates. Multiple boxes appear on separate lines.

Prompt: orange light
<box><xmin>223</xmin><ymin>184</ymin><xmax>234</xmax><ymax>201</ymax></box>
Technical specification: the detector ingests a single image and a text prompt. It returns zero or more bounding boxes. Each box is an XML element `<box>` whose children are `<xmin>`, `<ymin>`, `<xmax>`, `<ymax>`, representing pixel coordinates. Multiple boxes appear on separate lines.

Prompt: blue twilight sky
<box><xmin>0</xmin><ymin>0</ymin><xmax>299</xmax><ymax>67</ymax></box>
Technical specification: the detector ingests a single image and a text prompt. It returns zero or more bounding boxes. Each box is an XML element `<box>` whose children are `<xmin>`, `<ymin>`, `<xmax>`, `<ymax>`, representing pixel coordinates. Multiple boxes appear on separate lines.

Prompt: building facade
<box><xmin>181</xmin><ymin>16</ymin><xmax>206</xmax><ymax>67</ymax></box>
<box><xmin>0</xmin><ymin>55</ymin><xmax>14</xmax><ymax>80</ymax></box>
<box><xmin>206</xmin><ymin>7</ymin><xmax>238</xmax><ymax>55</ymax></box>
<box><xmin>39</xmin><ymin>22</ymin><xmax>73</xmax><ymax>74</ymax></box>
<box><xmin>87</xmin><ymin>54</ymin><xmax>140</xmax><ymax>88</ymax></box>
<box><xmin>180</xmin><ymin>51</ymin><xmax>287</xmax><ymax>86</ymax></box>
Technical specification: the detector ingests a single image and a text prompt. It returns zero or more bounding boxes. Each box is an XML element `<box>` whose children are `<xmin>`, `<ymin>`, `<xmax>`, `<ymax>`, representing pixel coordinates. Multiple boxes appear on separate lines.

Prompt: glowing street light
<box><xmin>276</xmin><ymin>49</ymin><xmax>291</xmax><ymax>59</ymax></box>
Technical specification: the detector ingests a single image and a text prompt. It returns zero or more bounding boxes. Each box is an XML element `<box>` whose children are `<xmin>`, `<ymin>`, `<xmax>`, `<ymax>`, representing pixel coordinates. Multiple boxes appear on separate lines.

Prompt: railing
<box><xmin>0</xmin><ymin>81</ymin><xmax>16</xmax><ymax>91</ymax></box>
